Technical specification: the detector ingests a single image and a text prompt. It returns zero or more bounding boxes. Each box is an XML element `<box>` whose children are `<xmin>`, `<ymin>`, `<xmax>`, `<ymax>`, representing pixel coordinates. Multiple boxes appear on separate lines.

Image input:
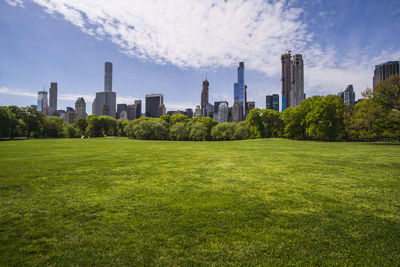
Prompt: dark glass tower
<box><xmin>234</xmin><ymin>62</ymin><xmax>245</xmax><ymax>119</ymax></box>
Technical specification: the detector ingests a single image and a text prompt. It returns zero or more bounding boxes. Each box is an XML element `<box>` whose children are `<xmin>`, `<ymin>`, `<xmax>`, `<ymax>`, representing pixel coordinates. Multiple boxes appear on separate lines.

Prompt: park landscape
<box><xmin>0</xmin><ymin>138</ymin><xmax>399</xmax><ymax>265</ymax></box>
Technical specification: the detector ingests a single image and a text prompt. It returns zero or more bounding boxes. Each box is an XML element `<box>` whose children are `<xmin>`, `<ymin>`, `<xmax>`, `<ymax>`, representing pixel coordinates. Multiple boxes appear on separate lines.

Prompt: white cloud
<box><xmin>27</xmin><ymin>0</ymin><xmax>310</xmax><ymax>77</ymax></box>
<box><xmin>0</xmin><ymin>86</ymin><xmax>35</xmax><ymax>97</ymax></box>
<box><xmin>4</xmin><ymin>0</ymin><xmax>24</xmax><ymax>8</ymax></box>
<box><xmin>8</xmin><ymin>0</ymin><xmax>400</xmax><ymax>99</ymax></box>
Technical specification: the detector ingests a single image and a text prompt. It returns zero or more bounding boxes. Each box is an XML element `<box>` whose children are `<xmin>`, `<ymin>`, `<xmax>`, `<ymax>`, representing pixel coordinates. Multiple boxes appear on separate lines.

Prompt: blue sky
<box><xmin>1</xmin><ymin>0</ymin><xmax>399</xmax><ymax>113</ymax></box>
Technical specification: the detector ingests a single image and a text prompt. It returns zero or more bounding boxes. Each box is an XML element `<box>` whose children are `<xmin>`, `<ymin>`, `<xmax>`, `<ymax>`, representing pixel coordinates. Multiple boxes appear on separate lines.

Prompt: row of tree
<box><xmin>246</xmin><ymin>75</ymin><xmax>400</xmax><ymax>141</ymax></box>
<box><xmin>1</xmin><ymin>75</ymin><xmax>399</xmax><ymax>141</ymax></box>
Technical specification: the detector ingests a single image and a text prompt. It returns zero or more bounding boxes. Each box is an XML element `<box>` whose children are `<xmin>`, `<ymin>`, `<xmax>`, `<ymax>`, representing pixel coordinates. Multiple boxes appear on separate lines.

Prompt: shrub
<box><xmin>189</xmin><ymin>121</ymin><xmax>208</xmax><ymax>141</ymax></box>
<box><xmin>170</xmin><ymin>121</ymin><xmax>190</xmax><ymax>141</ymax></box>
<box><xmin>234</xmin><ymin>121</ymin><xmax>250</xmax><ymax>140</ymax></box>
<box><xmin>126</xmin><ymin>117</ymin><xmax>169</xmax><ymax>140</ymax></box>
<box><xmin>211</xmin><ymin>122</ymin><xmax>237</xmax><ymax>141</ymax></box>
<box><xmin>64</xmin><ymin>124</ymin><xmax>81</xmax><ymax>138</ymax></box>
<box><xmin>42</xmin><ymin>116</ymin><xmax>65</xmax><ymax>138</ymax></box>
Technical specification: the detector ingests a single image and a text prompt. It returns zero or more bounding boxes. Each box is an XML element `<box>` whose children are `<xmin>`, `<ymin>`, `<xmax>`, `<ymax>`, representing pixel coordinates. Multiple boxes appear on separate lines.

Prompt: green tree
<box><xmin>305</xmin><ymin>95</ymin><xmax>344</xmax><ymax>141</ymax></box>
<box><xmin>170</xmin><ymin>114</ymin><xmax>188</xmax><ymax>126</ymax></box>
<box><xmin>64</xmin><ymin>124</ymin><xmax>80</xmax><ymax>138</ymax></box>
<box><xmin>160</xmin><ymin>115</ymin><xmax>171</xmax><ymax>126</ymax></box>
<box><xmin>200</xmin><ymin>117</ymin><xmax>218</xmax><ymax>140</ymax></box>
<box><xmin>74</xmin><ymin>118</ymin><xmax>87</xmax><ymax>136</ymax></box>
<box><xmin>126</xmin><ymin>118</ymin><xmax>169</xmax><ymax>140</ymax></box>
<box><xmin>246</xmin><ymin>108</ymin><xmax>264</xmax><ymax>138</ymax></box>
<box><xmin>22</xmin><ymin>107</ymin><xmax>45</xmax><ymax>138</ymax></box>
<box><xmin>7</xmin><ymin>106</ymin><xmax>25</xmax><ymax>139</ymax></box>
<box><xmin>347</xmin><ymin>98</ymin><xmax>400</xmax><ymax>141</ymax></box>
<box><xmin>261</xmin><ymin>109</ymin><xmax>284</xmax><ymax>138</ymax></box>
<box><xmin>170</xmin><ymin>121</ymin><xmax>190</xmax><ymax>140</ymax></box>
<box><xmin>211</xmin><ymin>122</ymin><xmax>237</xmax><ymax>141</ymax></box>
<box><xmin>116</xmin><ymin>119</ymin><xmax>128</xmax><ymax>137</ymax></box>
<box><xmin>85</xmin><ymin>115</ymin><xmax>102</xmax><ymax>137</ymax></box>
<box><xmin>0</xmin><ymin>106</ymin><xmax>12</xmax><ymax>137</ymax></box>
<box><xmin>368</xmin><ymin>74</ymin><xmax>400</xmax><ymax>112</ymax></box>
<box><xmin>234</xmin><ymin>121</ymin><xmax>250</xmax><ymax>140</ymax></box>
<box><xmin>99</xmin><ymin>115</ymin><xmax>117</xmax><ymax>136</ymax></box>
<box><xmin>281</xmin><ymin>107</ymin><xmax>306</xmax><ymax>140</ymax></box>
<box><xmin>42</xmin><ymin>116</ymin><xmax>65</xmax><ymax>138</ymax></box>
<box><xmin>189</xmin><ymin>121</ymin><xmax>208</xmax><ymax>141</ymax></box>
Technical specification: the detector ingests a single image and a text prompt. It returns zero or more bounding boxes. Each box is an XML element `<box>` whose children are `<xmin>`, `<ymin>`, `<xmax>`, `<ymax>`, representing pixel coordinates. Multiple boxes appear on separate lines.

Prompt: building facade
<box><xmin>158</xmin><ymin>104</ymin><xmax>166</xmax><ymax>117</ymax></box>
<box><xmin>145</xmin><ymin>94</ymin><xmax>164</xmax><ymax>117</ymax></box>
<box><xmin>373</xmin><ymin>61</ymin><xmax>400</xmax><ymax>88</ymax></box>
<box><xmin>292</xmin><ymin>54</ymin><xmax>304</xmax><ymax>107</ymax></box>
<box><xmin>185</xmin><ymin>108</ymin><xmax>193</xmax><ymax>118</ymax></box>
<box><xmin>75</xmin><ymin>97</ymin><xmax>86</xmax><ymax>119</ymax></box>
<box><xmin>234</xmin><ymin>62</ymin><xmax>245</xmax><ymax>120</ymax></box>
<box><xmin>217</xmin><ymin>101</ymin><xmax>229</xmax><ymax>123</ymax></box>
<box><xmin>126</xmin><ymin>104</ymin><xmax>136</xmax><ymax>120</ymax></box>
<box><xmin>48</xmin><ymin>82</ymin><xmax>58</xmax><ymax>116</ymax></box>
<box><xmin>281</xmin><ymin>52</ymin><xmax>304</xmax><ymax>110</ymax></box>
<box><xmin>135</xmin><ymin>100</ymin><xmax>142</xmax><ymax>119</ymax></box>
<box><xmin>245</xmin><ymin>101</ymin><xmax>255</xmax><ymax>118</ymax></box>
<box><xmin>338</xmin><ymin>85</ymin><xmax>356</xmax><ymax>106</ymax></box>
<box><xmin>232</xmin><ymin>101</ymin><xmax>243</xmax><ymax>123</ymax></box>
<box><xmin>37</xmin><ymin>91</ymin><xmax>48</xmax><ymax>114</ymax></box>
<box><xmin>201</xmin><ymin>79</ymin><xmax>209</xmax><ymax>116</ymax></box>
<box><xmin>104</xmin><ymin>62</ymin><xmax>112</xmax><ymax>92</ymax></box>
<box><xmin>117</xmin><ymin>104</ymin><xmax>127</xmax><ymax>119</ymax></box>
<box><xmin>266</xmin><ymin>94</ymin><xmax>279</xmax><ymax>111</ymax></box>
<box><xmin>93</xmin><ymin>62</ymin><xmax>117</xmax><ymax>118</ymax></box>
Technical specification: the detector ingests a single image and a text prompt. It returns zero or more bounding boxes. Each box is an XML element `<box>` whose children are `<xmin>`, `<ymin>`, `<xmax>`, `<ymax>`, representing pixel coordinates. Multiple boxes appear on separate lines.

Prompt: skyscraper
<box><xmin>373</xmin><ymin>61</ymin><xmax>400</xmax><ymax>88</ymax></box>
<box><xmin>217</xmin><ymin>101</ymin><xmax>229</xmax><ymax>123</ymax></box>
<box><xmin>234</xmin><ymin>62</ymin><xmax>245</xmax><ymax>119</ymax></box>
<box><xmin>48</xmin><ymin>82</ymin><xmax>57</xmax><ymax>116</ymax></box>
<box><xmin>185</xmin><ymin>108</ymin><xmax>193</xmax><ymax>118</ymax></box>
<box><xmin>281</xmin><ymin>52</ymin><xmax>304</xmax><ymax>110</ymax></box>
<box><xmin>245</xmin><ymin>101</ymin><xmax>255</xmax><ymax>118</ymax></box>
<box><xmin>266</xmin><ymin>94</ymin><xmax>280</xmax><ymax>111</ymax></box>
<box><xmin>201</xmin><ymin>79</ymin><xmax>209</xmax><ymax>116</ymax></box>
<box><xmin>292</xmin><ymin>54</ymin><xmax>304</xmax><ymax>107</ymax></box>
<box><xmin>75</xmin><ymin>97</ymin><xmax>86</xmax><ymax>119</ymax></box>
<box><xmin>135</xmin><ymin>100</ymin><xmax>142</xmax><ymax>119</ymax></box>
<box><xmin>281</xmin><ymin>52</ymin><xmax>291</xmax><ymax>110</ymax></box>
<box><xmin>93</xmin><ymin>62</ymin><xmax>117</xmax><ymax>118</ymax></box>
<box><xmin>104</xmin><ymin>62</ymin><xmax>112</xmax><ymax>92</ymax></box>
<box><xmin>37</xmin><ymin>91</ymin><xmax>48</xmax><ymax>114</ymax></box>
<box><xmin>145</xmin><ymin>94</ymin><xmax>164</xmax><ymax>117</ymax></box>
<box><xmin>117</xmin><ymin>104</ymin><xmax>127</xmax><ymax>119</ymax></box>
<box><xmin>272</xmin><ymin>94</ymin><xmax>279</xmax><ymax>111</ymax></box>
<box><xmin>126</xmin><ymin>104</ymin><xmax>136</xmax><ymax>120</ymax></box>
<box><xmin>338</xmin><ymin>85</ymin><xmax>356</xmax><ymax>106</ymax></box>
<box><xmin>158</xmin><ymin>104</ymin><xmax>166</xmax><ymax>117</ymax></box>
<box><xmin>232</xmin><ymin>101</ymin><xmax>243</xmax><ymax>123</ymax></box>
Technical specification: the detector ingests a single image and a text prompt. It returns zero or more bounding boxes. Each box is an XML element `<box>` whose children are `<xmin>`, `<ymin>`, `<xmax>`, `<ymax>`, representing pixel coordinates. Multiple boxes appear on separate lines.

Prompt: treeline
<box><xmin>1</xmin><ymin>75</ymin><xmax>399</xmax><ymax>141</ymax></box>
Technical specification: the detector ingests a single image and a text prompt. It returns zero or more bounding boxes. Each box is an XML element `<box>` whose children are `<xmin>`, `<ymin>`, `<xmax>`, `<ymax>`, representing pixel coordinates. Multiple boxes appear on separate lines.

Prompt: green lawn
<box><xmin>0</xmin><ymin>138</ymin><xmax>399</xmax><ymax>265</ymax></box>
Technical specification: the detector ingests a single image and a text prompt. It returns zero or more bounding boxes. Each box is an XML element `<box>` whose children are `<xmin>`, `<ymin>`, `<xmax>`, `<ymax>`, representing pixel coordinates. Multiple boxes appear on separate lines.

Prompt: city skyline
<box><xmin>1</xmin><ymin>0</ymin><xmax>400</xmax><ymax>112</ymax></box>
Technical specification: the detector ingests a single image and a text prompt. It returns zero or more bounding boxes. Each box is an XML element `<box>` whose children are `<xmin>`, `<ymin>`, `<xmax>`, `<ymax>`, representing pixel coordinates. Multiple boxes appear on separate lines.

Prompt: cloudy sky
<box><xmin>1</xmin><ymin>0</ymin><xmax>399</xmax><ymax>112</ymax></box>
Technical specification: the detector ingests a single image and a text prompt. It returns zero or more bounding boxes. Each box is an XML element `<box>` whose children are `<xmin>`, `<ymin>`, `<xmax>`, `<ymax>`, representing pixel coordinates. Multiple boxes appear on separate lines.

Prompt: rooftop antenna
<box><xmin>205</xmin><ymin>72</ymin><xmax>207</xmax><ymax>80</ymax></box>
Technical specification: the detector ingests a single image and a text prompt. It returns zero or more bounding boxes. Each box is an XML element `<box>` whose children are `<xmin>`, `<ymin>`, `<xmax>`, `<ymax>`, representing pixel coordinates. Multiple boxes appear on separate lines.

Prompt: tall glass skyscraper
<box><xmin>234</xmin><ymin>62</ymin><xmax>245</xmax><ymax>119</ymax></box>
<box><xmin>37</xmin><ymin>91</ymin><xmax>48</xmax><ymax>114</ymax></box>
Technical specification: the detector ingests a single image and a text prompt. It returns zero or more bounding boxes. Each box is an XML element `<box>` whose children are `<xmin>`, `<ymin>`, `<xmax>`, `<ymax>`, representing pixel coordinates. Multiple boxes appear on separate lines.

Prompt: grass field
<box><xmin>0</xmin><ymin>138</ymin><xmax>399</xmax><ymax>265</ymax></box>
